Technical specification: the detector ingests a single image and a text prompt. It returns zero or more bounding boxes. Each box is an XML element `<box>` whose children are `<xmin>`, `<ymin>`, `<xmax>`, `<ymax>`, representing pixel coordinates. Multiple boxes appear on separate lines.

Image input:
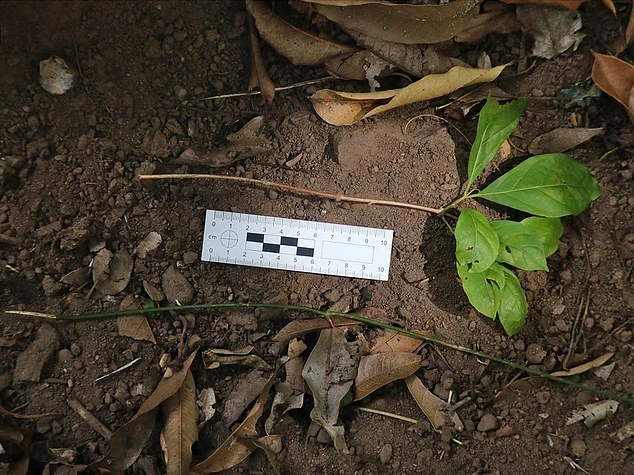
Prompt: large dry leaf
<box><xmin>405</xmin><ymin>374</ymin><xmax>463</xmax><ymax>430</ymax></box>
<box><xmin>592</xmin><ymin>52</ymin><xmax>634</xmax><ymax>123</ymax></box>
<box><xmin>272</xmin><ymin>317</ymin><xmax>358</xmax><ymax>345</ymax></box>
<box><xmin>354</xmin><ymin>352</ymin><xmax>422</xmax><ymax>401</ymax></box>
<box><xmin>308</xmin><ymin>0</ymin><xmax>481</xmax><ymax>45</ymax></box>
<box><xmin>117</xmin><ymin>294</ymin><xmax>156</xmax><ymax>344</ymax></box>
<box><xmin>528</xmin><ymin>127</ymin><xmax>603</xmax><ymax>154</ymax></box>
<box><xmin>369</xmin><ymin>329</ymin><xmax>427</xmax><ymax>354</ymax></box>
<box><xmin>103</xmin><ymin>351</ymin><xmax>197</xmax><ymax>472</ymax></box>
<box><xmin>160</xmin><ymin>369</ymin><xmax>198</xmax><ymax>475</ymax></box>
<box><xmin>302</xmin><ymin>328</ymin><xmax>358</xmax><ymax>452</ymax></box>
<box><xmin>551</xmin><ymin>352</ymin><xmax>615</xmax><ymax>377</ymax></box>
<box><xmin>192</xmin><ymin>376</ymin><xmax>274</xmax><ymax>473</ymax></box>
<box><xmin>90</xmin><ymin>248</ymin><xmax>133</xmax><ymax>299</ymax></box>
<box><xmin>455</xmin><ymin>11</ymin><xmax>521</xmax><ymax>43</ymax></box>
<box><xmin>310</xmin><ymin>64</ymin><xmax>508</xmax><ymax>125</ymax></box>
<box><xmin>501</xmin><ymin>0</ymin><xmax>584</xmax><ymax>9</ymax></box>
<box><xmin>246</xmin><ymin>0</ymin><xmax>356</xmax><ymax>66</ymax></box>
<box><xmin>516</xmin><ymin>5</ymin><xmax>584</xmax><ymax>59</ymax></box>
<box><xmin>203</xmin><ymin>346</ymin><xmax>271</xmax><ymax>371</ymax></box>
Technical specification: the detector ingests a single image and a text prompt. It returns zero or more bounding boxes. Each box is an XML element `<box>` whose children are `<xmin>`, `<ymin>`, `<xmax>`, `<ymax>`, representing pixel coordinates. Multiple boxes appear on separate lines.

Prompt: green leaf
<box><xmin>455</xmin><ymin>208</ymin><xmax>499</xmax><ymax>273</ymax></box>
<box><xmin>521</xmin><ymin>217</ymin><xmax>563</xmax><ymax>257</ymax></box>
<box><xmin>457</xmin><ymin>262</ymin><xmax>505</xmax><ymax>319</ymax></box>
<box><xmin>497</xmin><ymin>267</ymin><xmax>527</xmax><ymax>336</ymax></box>
<box><xmin>490</xmin><ymin>220</ymin><xmax>548</xmax><ymax>271</ymax></box>
<box><xmin>466</xmin><ymin>98</ymin><xmax>528</xmax><ymax>191</ymax></box>
<box><xmin>474</xmin><ymin>153</ymin><xmax>601</xmax><ymax>217</ymax></box>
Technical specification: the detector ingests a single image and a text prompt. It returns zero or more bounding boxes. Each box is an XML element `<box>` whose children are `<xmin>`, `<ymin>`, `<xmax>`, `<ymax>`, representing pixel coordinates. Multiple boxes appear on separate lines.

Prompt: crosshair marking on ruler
<box><xmin>220</xmin><ymin>230</ymin><xmax>239</xmax><ymax>248</ymax></box>
<box><xmin>202</xmin><ymin>210</ymin><xmax>394</xmax><ymax>281</ymax></box>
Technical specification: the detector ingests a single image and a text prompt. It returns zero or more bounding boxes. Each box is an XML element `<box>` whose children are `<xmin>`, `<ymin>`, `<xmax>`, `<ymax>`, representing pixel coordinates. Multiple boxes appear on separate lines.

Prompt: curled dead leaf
<box><xmin>308</xmin><ymin>0</ymin><xmax>481</xmax><ymax>45</ymax></box>
<box><xmin>247</xmin><ymin>12</ymin><xmax>275</xmax><ymax>105</ymax></box>
<box><xmin>405</xmin><ymin>374</ymin><xmax>463</xmax><ymax>430</ymax></box>
<box><xmin>551</xmin><ymin>352</ymin><xmax>615</xmax><ymax>377</ymax></box>
<box><xmin>310</xmin><ymin>64</ymin><xmax>508</xmax><ymax>125</ymax></box>
<box><xmin>90</xmin><ymin>248</ymin><xmax>133</xmax><ymax>299</ymax></box>
<box><xmin>354</xmin><ymin>352</ymin><xmax>422</xmax><ymax>401</ymax></box>
<box><xmin>591</xmin><ymin>52</ymin><xmax>634</xmax><ymax>123</ymax></box>
<box><xmin>246</xmin><ymin>0</ymin><xmax>356</xmax><ymax>66</ymax></box>
<box><xmin>528</xmin><ymin>127</ymin><xmax>603</xmax><ymax>154</ymax></box>
<box><xmin>203</xmin><ymin>346</ymin><xmax>272</xmax><ymax>371</ymax></box>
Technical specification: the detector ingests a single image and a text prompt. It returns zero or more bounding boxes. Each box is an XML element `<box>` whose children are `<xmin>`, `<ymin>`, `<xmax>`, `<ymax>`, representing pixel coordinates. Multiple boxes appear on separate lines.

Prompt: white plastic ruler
<box><xmin>201</xmin><ymin>210</ymin><xmax>394</xmax><ymax>281</ymax></box>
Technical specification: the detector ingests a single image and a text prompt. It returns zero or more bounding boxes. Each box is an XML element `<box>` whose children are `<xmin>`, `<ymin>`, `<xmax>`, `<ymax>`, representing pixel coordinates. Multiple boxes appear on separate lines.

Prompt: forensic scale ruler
<box><xmin>201</xmin><ymin>210</ymin><xmax>394</xmax><ymax>281</ymax></box>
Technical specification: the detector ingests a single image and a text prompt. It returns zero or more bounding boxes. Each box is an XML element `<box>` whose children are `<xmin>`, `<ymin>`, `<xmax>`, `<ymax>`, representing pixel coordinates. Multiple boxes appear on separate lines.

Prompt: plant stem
<box><xmin>138</xmin><ymin>174</ymin><xmax>443</xmax><ymax>214</ymax></box>
<box><xmin>6</xmin><ymin>302</ymin><xmax>633</xmax><ymax>404</ymax></box>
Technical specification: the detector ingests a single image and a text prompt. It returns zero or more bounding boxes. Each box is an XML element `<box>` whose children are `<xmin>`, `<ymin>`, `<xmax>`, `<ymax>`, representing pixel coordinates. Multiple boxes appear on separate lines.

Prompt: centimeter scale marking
<box><xmin>201</xmin><ymin>210</ymin><xmax>394</xmax><ymax>281</ymax></box>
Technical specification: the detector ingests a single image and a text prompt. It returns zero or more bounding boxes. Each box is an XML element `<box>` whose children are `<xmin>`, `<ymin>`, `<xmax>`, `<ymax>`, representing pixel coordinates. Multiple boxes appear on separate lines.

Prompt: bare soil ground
<box><xmin>1</xmin><ymin>1</ymin><xmax>633</xmax><ymax>474</ymax></box>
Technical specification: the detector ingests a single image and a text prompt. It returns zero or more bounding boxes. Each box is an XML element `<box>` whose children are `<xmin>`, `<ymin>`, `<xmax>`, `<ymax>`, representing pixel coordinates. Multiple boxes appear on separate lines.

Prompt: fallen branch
<box><xmin>5</xmin><ymin>302</ymin><xmax>633</xmax><ymax>404</ymax></box>
<box><xmin>138</xmin><ymin>173</ymin><xmax>443</xmax><ymax>214</ymax></box>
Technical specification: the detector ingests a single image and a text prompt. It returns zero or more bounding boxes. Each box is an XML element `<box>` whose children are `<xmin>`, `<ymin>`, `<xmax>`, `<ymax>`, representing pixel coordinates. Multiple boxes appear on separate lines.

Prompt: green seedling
<box><xmin>442</xmin><ymin>98</ymin><xmax>600</xmax><ymax>336</ymax></box>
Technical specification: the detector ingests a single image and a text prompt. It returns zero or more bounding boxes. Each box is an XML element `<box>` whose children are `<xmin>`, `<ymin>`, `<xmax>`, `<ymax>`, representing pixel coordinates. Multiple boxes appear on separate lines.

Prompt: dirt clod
<box><xmin>477</xmin><ymin>413</ymin><xmax>499</xmax><ymax>432</ymax></box>
<box><xmin>13</xmin><ymin>324</ymin><xmax>59</xmax><ymax>382</ymax></box>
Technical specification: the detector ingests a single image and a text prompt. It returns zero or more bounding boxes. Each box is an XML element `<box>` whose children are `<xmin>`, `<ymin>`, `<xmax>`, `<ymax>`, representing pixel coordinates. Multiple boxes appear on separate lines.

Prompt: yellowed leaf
<box><xmin>592</xmin><ymin>52</ymin><xmax>634</xmax><ymax>123</ymax></box>
<box><xmin>307</xmin><ymin>0</ymin><xmax>481</xmax><ymax>45</ymax></box>
<box><xmin>192</xmin><ymin>376</ymin><xmax>274</xmax><ymax>473</ymax></box>
<box><xmin>102</xmin><ymin>351</ymin><xmax>197</xmax><ymax>472</ymax></box>
<box><xmin>161</xmin><ymin>369</ymin><xmax>198</xmax><ymax>475</ymax></box>
<box><xmin>354</xmin><ymin>352</ymin><xmax>422</xmax><ymax>400</ymax></box>
<box><xmin>246</xmin><ymin>0</ymin><xmax>357</xmax><ymax>66</ymax></box>
<box><xmin>310</xmin><ymin>64</ymin><xmax>508</xmax><ymax>125</ymax></box>
<box><xmin>551</xmin><ymin>352</ymin><xmax>615</xmax><ymax>377</ymax></box>
<box><xmin>117</xmin><ymin>294</ymin><xmax>156</xmax><ymax>344</ymax></box>
<box><xmin>369</xmin><ymin>329</ymin><xmax>427</xmax><ymax>354</ymax></box>
<box><xmin>405</xmin><ymin>374</ymin><xmax>463</xmax><ymax>430</ymax></box>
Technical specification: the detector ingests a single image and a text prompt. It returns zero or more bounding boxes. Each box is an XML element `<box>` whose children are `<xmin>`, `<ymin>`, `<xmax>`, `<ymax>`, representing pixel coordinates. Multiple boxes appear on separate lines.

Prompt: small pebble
<box><xmin>535</xmin><ymin>391</ymin><xmax>551</xmax><ymax>404</ymax></box>
<box><xmin>477</xmin><ymin>413</ymin><xmax>498</xmax><ymax>432</ymax></box>
<box><xmin>58</xmin><ymin>349</ymin><xmax>74</xmax><ymax>364</ymax></box>
<box><xmin>267</xmin><ymin>189</ymin><xmax>279</xmax><ymax>200</ymax></box>
<box><xmin>526</xmin><ymin>343</ymin><xmax>546</xmax><ymax>364</ymax></box>
<box><xmin>70</xmin><ymin>343</ymin><xmax>82</xmax><ymax>356</ymax></box>
<box><xmin>379</xmin><ymin>443</ymin><xmax>393</xmax><ymax>464</ymax></box>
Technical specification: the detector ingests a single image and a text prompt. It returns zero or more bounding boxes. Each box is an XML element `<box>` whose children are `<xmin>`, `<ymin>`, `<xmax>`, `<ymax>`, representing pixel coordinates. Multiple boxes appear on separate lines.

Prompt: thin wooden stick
<box><xmin>198</xmin><ymin>76</ymin><xmax>332</xmax><ymax>101</ymax></box>
<box><xmin>138</xmin><ymin>173</ymin><xmax>443</xmax><ymax>214</ymax></box>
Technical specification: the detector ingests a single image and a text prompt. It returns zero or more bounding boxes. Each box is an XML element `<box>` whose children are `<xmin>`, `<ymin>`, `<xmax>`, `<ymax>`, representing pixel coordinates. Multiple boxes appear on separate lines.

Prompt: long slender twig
<box><xmin>5</xmin><ymin>302</ymin><xmax>633</xmax><ymax>403</ymax></box>
<box><xmin>138</xmin><ymin>174</ymin><xmax>444</xmax><ymax>214</ymax></box>
<box><xmin>198</xmin><ymin>76</ymin><xmax>332</xmax><ymax>101</ymax></box>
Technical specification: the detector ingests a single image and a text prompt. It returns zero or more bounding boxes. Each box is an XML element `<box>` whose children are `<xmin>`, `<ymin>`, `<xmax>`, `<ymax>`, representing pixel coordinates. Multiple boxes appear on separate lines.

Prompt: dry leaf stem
<box><xmin>6</xmin><ymin>302</ymin><xmax>633</xmax><ymax>404</ymax></box>
<box><xmin>199</xmin><ymin>76</ymin><xmax>332</xmax><ymax>101</ymax></box>
<box><xmin>138</xmin><ymin>173</ymin><xmax>443</xmax><ymax>214</ymax></box>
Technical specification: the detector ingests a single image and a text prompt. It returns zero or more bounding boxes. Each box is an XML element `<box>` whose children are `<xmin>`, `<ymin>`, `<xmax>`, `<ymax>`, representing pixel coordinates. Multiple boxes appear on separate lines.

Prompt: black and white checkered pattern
<box><xmin>246</xmin><ymin>233</ymin><xmax>314</xmax><ymax>257</ymax></box>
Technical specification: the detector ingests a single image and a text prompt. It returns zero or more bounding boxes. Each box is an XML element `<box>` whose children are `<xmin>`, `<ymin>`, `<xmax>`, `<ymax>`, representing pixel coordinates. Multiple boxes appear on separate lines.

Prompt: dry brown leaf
<box><xmin>405</xmin><ymin>374</ymin><xmax>463</xmax><ymax>430</ymax></box>
<box><xmin>369</xmin><ymin>329</ymin><xmax>427</xmax><ymax>354</ymax></box>
<box><xmin>325</xmin><ymin>50</ymin><xmax>391</xmax><ymax>82</ymax></box>
<box><xmin>551</xmin><ymin>352</ymin><xmax>615</xmax><ymax>377</ymax></box>
<box><xmin>500</xmin><ymin>0</ymin><xmax>585</xmax><ymax>9</ymax></box>
<box><xmin>60</xmin><ymin>266</ymin><xmax>91</xmax><ymax>287</ymax></box>
<box><xmin>528</xmin><ymin>127</ymin><xmax>603</xmax><ymax>154</ymax></box>
<box><xmin>90</xmin><ymin>248</ymin><xmax>133</xmax><ymax>299</ymax></box>
<box><xmin>592</xmin><ymin>52</ymin><xmax>634</xmax><ymax>123</ymax></box>
<box><xmin>117</xmin><ymin>294</ymin><xmax>156</xmax><ymax>344</ymax></box>
<box><xmin>272</xmin><ymin>317</ymin><xmax>358</xmax><ymax>344</ymax></box>
<box><xmin>308</xmin><ymin>0</ymin><xmax>481</xmax><ymax>45</ymax></box>
<box><xmin>246</xmin><ymin>0</ymin><xmax>357</xmax><ymax>66</ymax></box>
<box><xmin>203</xmin><ymin>346</ymin><xmax>272</xmax><ymax>371</ymax></box>
<box><xmin>626</xmin><ymin>4</ymin><xmax>634</xmax><ymax>46</ymax></box>
<box><xmin>135</xmin><ymin>232</ymin><xmax>162</xmax><ymax>259</ymax></box>
<box><xmin>252</xmin><ymin>435</ymin><xmax>283</xmax><ymax>475</ymax></box>
<box><xmin>192</xmin><ymin>376</ymin><xmax>274</xmax><ymax>473</ymax></box>
<box><xmin>286</xmin><ymin>338</ymin><xmax>307</xmax><ymax>392</ymax></box>
<box><xmin>103</xmin><ymin>351</ymin><xmax>197</xmax><ymax>472</ymax></box>
<box><xmin>247</xmin><ymin>12</ymin><xmax>275</xmax><ymax>105</ymax></box>
<box><xmin>310</xmin><ymin>64</ymin><xmax>508</xmax><ymax>125</ymax></box>
<box><xmin>455</xmin><ymin>11</ymin><xmax>521</xmax><ymax>43</ymax></box>
<box><xmin>160</xmin><ymin>369</ymin><xmax>198</xmax><ymax>475</ymax></box>
<box><xmin>516</xmin><ymin>5</ymin><xmax>584</xmax><ymax>59</ymax></box>
<box><xmin>354</xmin><ymin>352</ymin><xmax>422</xmax><ymax>400</ymax></box>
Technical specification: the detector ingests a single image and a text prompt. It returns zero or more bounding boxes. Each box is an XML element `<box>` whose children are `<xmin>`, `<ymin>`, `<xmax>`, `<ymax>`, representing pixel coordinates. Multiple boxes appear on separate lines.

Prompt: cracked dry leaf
<box><xmin>354</xmin><ymin>352</ymin><xmax>422</xmax><ymax>401</ymax></box>
<box><xmin>203</xmin><ymin>346</ymin><xmax>271</xmax><ymax>371</ymax></box>
<box><xmin>117</xmin><ymin>294</ymin><xmax>156</xmax><ymax>344</ymax></box>
<box><xmin>592</xmin><ymin>52</ymin><xmax>634</xmax><ymax>123</ymax></box>
<box><xmin>160</xmin><ymin>369</ymin><xmax>198</xmax><ymax>475</ymax></box>
<box><xmin>197</xmin><ymin>388</ymin><xmax>217</xmax><ymax>427</ymax></box>
<box><xmin>310</xmin><ymin>64</ymin><xmax>508</xmax><ymax>125</ymax></box>
<box><xmin>135</xmin><ymin>232</ymin><xmax>162</xmax><ymax>259</ymax></box>
<box><xmin>302</xmin><ymin>328</ymin><xmax>359</xmax><ymax>452</ymax></box>
<box><xmin>103</xmin><ymin>351</ymin><xmax>197</xmax><ymax>472</ymax></box>
<box><xmin>516</xmin><ymin>5</ymin><xmax>584</xmax><ymax>59</ymax></box>
<box><xmin>246</xmin><ymin>0</ymin><xmax>357</xmax><ymax>66</ymax></box>
<box><xmin>566</xmin><ymin>400</ymin><xmax>619</xmax><ymax>427</ymax></box>
<box><xmin>306</xmin><ymin>0</ymin><xmax>480</xmax><ymax>45</ymax></box>
<box><xmin>264</xmin><ymin>381</ymin><xmax>305</xmax><ymax>435</ymax></box>
<box><xmin>90</xmin><ymin>248</ymin><xmax>133</xmax><ymax>299</ymax></box>
<box><xmin>192</xmin><ymin>376</ymin><xmax>274</xmax><ymax>473</ymax></box>
<box><xmin>528</xmin><ymin>127</ymin><xmax>603</xmax><ymax>154</ymax></box>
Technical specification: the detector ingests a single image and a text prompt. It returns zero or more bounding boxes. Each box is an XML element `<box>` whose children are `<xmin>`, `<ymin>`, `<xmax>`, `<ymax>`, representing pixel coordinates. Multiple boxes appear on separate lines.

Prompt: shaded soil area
<box><xmin>1</xmin><ymin>1</ymin><xmax>633</xmax><ymax>474</ymax></box>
